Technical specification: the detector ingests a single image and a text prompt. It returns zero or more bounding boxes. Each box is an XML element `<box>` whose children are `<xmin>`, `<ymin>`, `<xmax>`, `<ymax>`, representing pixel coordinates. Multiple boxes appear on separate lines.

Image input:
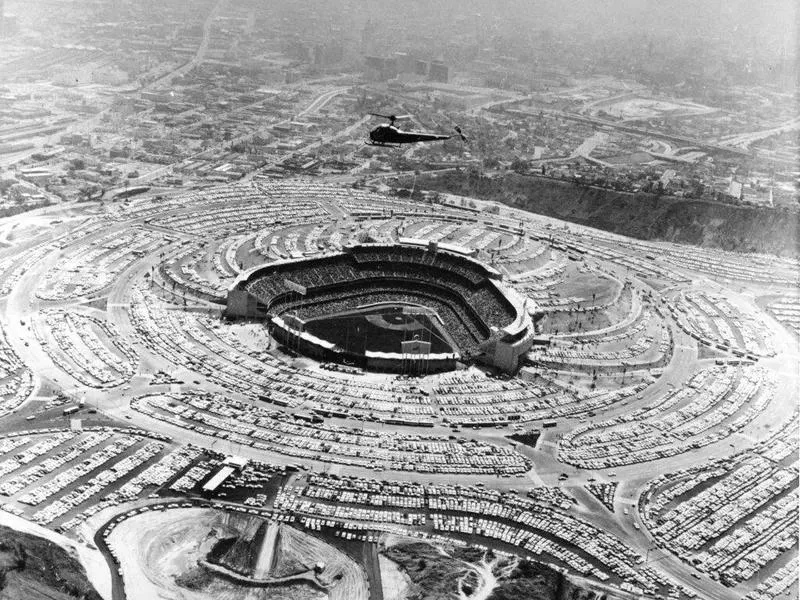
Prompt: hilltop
<box><xmin>408</xmin><ymin>171</ymin><xmax>799</xmax><ymax>257</ymax></box>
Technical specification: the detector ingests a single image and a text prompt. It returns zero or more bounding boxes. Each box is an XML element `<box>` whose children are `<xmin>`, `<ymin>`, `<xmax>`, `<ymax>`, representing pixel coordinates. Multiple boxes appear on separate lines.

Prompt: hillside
<box><xmin>383</xmin><ymin>540</ymin><xmax>616</xmax><ymax>600</ymax></box>
<box><xmin>205</xmin><ymin>515</ymin><xmax>267</xmax><ymax>576</ymax></box>
<box><xmin>409</xmin><ymin>171</ymin><xmax>800</xmax><ymax>257</ymax></box>
<box><xmin>0</xmin><ymin>525</ymin><xmax>102</xmax><ymax>600</ymax></box>
<box><xmin>489</xmin><ymin>558</ymin><xmax>606</xmax><ymax>600</ymax></box>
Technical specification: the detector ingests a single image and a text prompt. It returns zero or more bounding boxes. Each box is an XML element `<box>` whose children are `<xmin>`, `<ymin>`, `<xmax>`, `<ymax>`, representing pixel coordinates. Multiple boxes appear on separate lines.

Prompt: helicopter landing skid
<box><xmin>364</xmin><ymin>141</ymin><xmax>403</xmax><ymax>149</ymax></box>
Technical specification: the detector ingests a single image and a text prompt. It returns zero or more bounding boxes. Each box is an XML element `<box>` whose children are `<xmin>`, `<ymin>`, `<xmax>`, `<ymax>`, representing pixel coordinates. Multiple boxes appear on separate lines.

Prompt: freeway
<box><xmin>718</xmin><ymin>116</ymin><xmax>800</xmax><ymax>149</ymax></box>
<box><xmin>144</xmin><ymin>0</ymin><xmax>226</xmax><ymax>92</ymax></box>
<box><xmin>0</xmin><ymin>0</ymin><xmax>225</xmax><ymax>174</ymax></box>
<box><xmin>297</xmin><ymin>86</ymin><xmax>350</xmax><ymax>118</ymax></box>
<box><xmin>499</xmin><ymin>106</ymin><xmax>751</xmax><ymax>157</ymax></box>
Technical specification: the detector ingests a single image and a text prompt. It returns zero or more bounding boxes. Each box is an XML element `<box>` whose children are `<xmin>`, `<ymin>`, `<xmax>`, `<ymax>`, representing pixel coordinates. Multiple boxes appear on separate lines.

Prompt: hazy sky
<box><xmin>367</xmin><ymin>0</ymin><xmax>798</xmax><ymax>53</ymax></box>
<box><xmin>5</xmin><ymin>0</ymin><xmax>798</xmax><ymax>59</ymax></box>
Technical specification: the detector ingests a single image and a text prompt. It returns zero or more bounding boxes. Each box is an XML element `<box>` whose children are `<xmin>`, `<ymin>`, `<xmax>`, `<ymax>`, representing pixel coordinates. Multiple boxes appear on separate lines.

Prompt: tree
<box><xmin>510</xmin><ymin>158</ymin><xmax>528</xmax><ymax>173</ymax></box>
<box><xmin>482</xmin><ymin>156</ymin><xmax>500</xmax><ymax>169</ymax></box>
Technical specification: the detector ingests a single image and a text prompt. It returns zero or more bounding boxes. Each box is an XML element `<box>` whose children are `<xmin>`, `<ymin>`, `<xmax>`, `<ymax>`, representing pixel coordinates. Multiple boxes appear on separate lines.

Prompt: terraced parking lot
<box><xmin>0</xmin><ymin>181</ymin><xmax>795</xmax><ymax>600</ymax></box>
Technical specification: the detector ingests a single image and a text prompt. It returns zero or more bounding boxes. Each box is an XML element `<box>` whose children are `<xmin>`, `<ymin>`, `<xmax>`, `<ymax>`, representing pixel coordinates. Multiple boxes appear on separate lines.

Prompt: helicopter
<box><xmin>366</xmin><ymin>113</ymin><xmax>467</xmax><ymax>147</ymax></box>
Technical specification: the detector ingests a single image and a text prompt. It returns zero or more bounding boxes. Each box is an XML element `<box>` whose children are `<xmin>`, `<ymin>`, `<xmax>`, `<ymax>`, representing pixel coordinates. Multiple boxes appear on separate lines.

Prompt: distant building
<box><xmin>394</xmin><ymin>52</ymin><xmax>414</xmax><ymax>73</ymax></box>
<box><xmin>109</xmin><ymin>146</ymin><xmax>131</xmax><ymax>159</ymax></box>
<box><xmin>60</xmin><ymin>133</ymin><xmax>90</xmax><ymax>147</ymax></box>
<box><xmin>660</xmin><ymin>169</ymin><xmax>676</xmax><ymax>187</ymax></box>
<box><xmin>202</xmin><ymin>456</ymin><xmax>247</xmax><ymax>494</ymax></box>
<box><xmin>0</xmin><ymin>0</ymin><xmax>12</xmax><ymax>38</ymax></box>
<box><xmin>0</xmin><ymin>0</ymin><xmax>16</xmax><ymax>39</ymax></box>
<box><xmin>202</xmin><ymin>466</ymin><xmax>235</xmax><ymax>493</ymax></box>
<box><xmin>728</xmin><ymin>179</ymin><xmax>743</xmax><ymax>200</ymax></box>
<box><xmin>361</xmin><ymin>19</ymin><xmax>374</xmax><ymax>53</ymax></box>
<box><xmin>18</xmin><ymin>167</ymin><xmax>54</xmax><ymax>185</ymax></box>
<box><xmin>8</xmin><ymin>182</ymin><xmax>48</xmax><ymax>205</ymax></box>
<box><xmin>223</xmin><ymin>456</ymin><xmax>248</xmax><ymax>469</ymax></box>
<box><xmin>428</xmin><ymin>61</ymin><xmax>449</xmax><ymax>83</ymax></box>
<box><xmin>364</xmin><ymin>55</ymin><xmax>398</xmax><ymax>81</ymax></box>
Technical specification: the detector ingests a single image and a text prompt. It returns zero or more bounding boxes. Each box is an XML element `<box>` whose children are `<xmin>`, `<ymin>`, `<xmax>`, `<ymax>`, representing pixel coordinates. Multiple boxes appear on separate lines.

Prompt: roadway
<box><xmin>143</xmin><ymin>0</ymin><xmax>226</xmax><ymax>91</ymax></box>
<box><xmin>0</xmin><ymin>0</ymin><xmax>225</xmax><ymax>173</ymax></box>
<box><xmin>717</xmin><ymin>116</ymin><xmax>800</xmax><ymax>149</ymax></box>
<box><xmin>499</xmin><ymin>106</ymin><xmax>751</xmax><ymax>157</ymax></box>
<box><xmin>2</xmin><ymin>0</ymin><xmax>222</xmax><ymax>176</ymax></box>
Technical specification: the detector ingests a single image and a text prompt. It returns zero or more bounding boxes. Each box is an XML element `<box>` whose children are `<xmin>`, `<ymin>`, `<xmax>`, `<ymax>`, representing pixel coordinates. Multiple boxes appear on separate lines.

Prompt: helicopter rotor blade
<box><xmin>368</xmin><ymin>113</ymin><xmax>413</xmax><ymax>121</ymax></box>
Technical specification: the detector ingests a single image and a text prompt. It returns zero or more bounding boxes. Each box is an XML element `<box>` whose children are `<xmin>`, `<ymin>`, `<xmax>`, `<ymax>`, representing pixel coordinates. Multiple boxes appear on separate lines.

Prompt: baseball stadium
<box><xmin>226</xmin><ymin>240</ymin><xmax>536</xmax><ymax>373</ymax></box>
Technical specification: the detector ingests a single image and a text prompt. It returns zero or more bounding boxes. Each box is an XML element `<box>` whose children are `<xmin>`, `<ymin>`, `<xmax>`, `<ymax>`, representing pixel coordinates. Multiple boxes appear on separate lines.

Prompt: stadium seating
<box><xmin>243</xmin><ymin>244</ymin><xmax>518</xmax><ymax>357</ymax></box>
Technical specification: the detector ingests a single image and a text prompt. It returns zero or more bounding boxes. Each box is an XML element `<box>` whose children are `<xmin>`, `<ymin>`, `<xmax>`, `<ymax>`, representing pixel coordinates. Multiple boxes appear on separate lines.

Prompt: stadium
<box><xmin>226</xmin><ymin>239</ymin><xmax>536</xmax><ymax>373</ymax></box>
